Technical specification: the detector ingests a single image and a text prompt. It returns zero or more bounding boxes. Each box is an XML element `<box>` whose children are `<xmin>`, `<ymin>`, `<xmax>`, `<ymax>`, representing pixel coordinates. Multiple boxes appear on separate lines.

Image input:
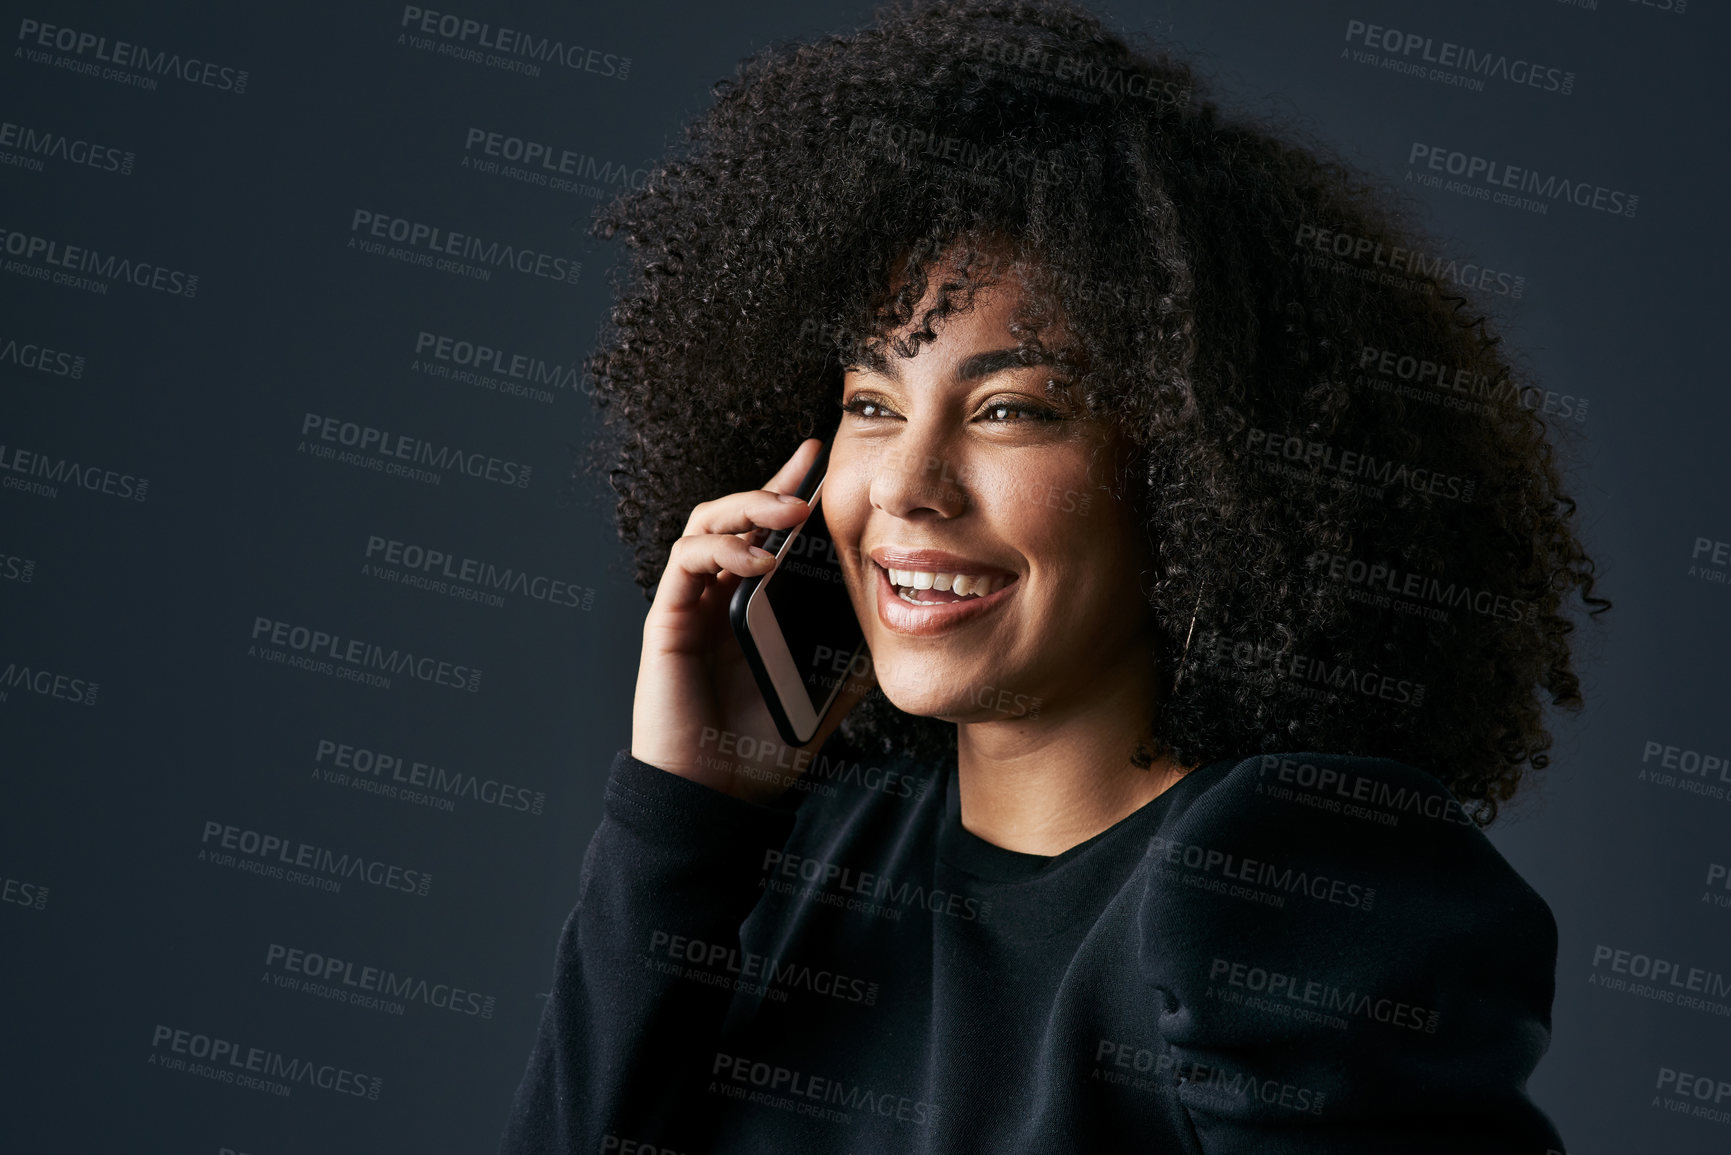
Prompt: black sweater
<box><xmin>498</xmin><ymin>741</ymin><xmax>1566</xmax><ymax>1154</ymax></box>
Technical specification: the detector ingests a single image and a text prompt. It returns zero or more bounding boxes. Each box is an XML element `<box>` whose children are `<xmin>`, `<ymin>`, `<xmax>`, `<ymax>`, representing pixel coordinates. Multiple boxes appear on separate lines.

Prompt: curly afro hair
<box><xmin>580</xmin><ymin>0</ymin><xmax>1608</xmax><ymax>823</ymax></box>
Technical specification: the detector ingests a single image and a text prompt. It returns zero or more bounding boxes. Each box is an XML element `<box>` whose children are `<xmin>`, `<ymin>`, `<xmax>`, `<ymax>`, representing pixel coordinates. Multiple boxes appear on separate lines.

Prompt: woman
<box><xmin>500</xmin><ymin>1</ymin><xmax>1603</xmax><ymax>1151</ymax></box>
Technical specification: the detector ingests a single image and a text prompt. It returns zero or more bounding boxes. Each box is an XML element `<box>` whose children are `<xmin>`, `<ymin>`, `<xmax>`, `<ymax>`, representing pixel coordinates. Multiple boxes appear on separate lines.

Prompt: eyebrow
<box><xmin>849</xmin><ymin>346</ymin><xmax>1065</xmax><ymax>384</ymax></box>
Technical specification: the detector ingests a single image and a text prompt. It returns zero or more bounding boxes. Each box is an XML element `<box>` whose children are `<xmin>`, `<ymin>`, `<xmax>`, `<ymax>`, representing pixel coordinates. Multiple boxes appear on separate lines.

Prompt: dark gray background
<box><xmin>1</xmin><ymin>1</ymin><xmax>1726</xmax><ymax>1151</ymax></box>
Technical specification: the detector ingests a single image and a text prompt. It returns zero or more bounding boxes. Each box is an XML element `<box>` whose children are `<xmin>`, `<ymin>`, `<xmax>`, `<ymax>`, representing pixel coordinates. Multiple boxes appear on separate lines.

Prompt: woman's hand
<box><xmin>630</xmin><ymin>437</ymin><xmax>877</xmax><ymax>803</ymax></box>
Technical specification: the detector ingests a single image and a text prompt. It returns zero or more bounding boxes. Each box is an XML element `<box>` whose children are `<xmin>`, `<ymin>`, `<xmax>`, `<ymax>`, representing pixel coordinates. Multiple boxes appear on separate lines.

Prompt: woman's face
<box><xmin>824</xmin><ymin>275</ymin><xmax>1160</xmax><ymax>726</ymax></box>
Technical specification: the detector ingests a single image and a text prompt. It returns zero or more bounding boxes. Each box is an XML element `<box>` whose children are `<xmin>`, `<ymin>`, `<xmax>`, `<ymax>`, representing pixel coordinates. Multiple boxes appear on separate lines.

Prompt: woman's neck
<box><xmin>953</xmin><ymin>655</ymin><xmax>1187</xmax><ymax>857</ymax></box>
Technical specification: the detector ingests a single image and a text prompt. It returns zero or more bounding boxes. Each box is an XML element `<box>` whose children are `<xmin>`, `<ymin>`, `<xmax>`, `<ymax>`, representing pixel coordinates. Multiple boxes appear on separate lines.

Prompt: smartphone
<box><xmin>729</xmin><ymin>440</ymin><xmax>869</xmax><ymax>747</ymax></box>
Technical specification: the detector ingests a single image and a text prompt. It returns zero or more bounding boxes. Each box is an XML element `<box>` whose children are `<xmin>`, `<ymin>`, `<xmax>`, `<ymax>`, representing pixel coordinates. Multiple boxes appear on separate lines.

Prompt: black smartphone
<box><xmin>728</xmin><ymin>440</ymin><xmax>869</xmax><ymax>747</ymax></box>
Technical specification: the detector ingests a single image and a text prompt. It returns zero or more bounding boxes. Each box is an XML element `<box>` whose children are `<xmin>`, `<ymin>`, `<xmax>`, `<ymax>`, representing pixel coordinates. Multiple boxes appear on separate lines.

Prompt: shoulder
<box><xmin>1163</xmin><ymin>749</ymin><xmax>1482</xmax><ymax>834</ymax></box>
<box><xmin>1140</xmin><ymin>749</ymin><xmax>1558</xmax><ymax>1061</ymax></box>
<box><xmin>1145</xmin><ymin>749</ymin><xmax>1555</xmax><ymax>952</ymax></box>
<box><xmin>1138</xmin><ymin>752</ymin><xmax>1563</xmax><ymax>1143</ymax></box>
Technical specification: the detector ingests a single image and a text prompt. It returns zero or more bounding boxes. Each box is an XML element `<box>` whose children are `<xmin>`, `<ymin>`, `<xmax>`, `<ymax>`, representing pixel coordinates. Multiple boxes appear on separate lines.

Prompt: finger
<box><xmin>763</xmin><ymin>437</ymin><xmax>823</xmax><ymax>497</ymax></box>
<box><xmin>683</xmin><ymin>487</ymin><xmax>809</xmax><ymax>539</ymax></box>
<box><xmin>648</xmin><ymin>532</ymin><xmax>778</xmax><ymax>620</ymax></box>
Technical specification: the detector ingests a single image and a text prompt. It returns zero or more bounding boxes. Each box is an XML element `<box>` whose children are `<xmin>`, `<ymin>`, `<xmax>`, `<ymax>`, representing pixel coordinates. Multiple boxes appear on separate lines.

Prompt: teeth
<box><xmin>884</xmin><ymin>566</ymin><xmax>1008</xmax><ymax>598</ymax></box>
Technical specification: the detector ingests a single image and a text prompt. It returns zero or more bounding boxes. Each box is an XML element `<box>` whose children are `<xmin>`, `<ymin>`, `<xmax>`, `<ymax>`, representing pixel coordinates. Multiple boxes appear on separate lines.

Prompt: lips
<box><xmin>866</xmin><ymin>547</ymin><xmax>1017</xmax><ymax>579</ymax></box>
<box><xmin>866</xmin><ymin>547</ymin><xmax>1019</xmax><ymax>636</ymax></box>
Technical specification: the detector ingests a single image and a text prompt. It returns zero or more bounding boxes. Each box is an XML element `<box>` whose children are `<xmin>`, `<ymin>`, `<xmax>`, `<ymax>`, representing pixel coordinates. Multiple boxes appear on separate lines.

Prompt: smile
<box><xmin>873</xmin><ymin>561</ymin><xmax>1018</xmax><ymax>636</ymax></box>
<box><xmin>884</xmin><ymin>567</ymin><xmax>1014</xmax><ymax>603</ymax></box>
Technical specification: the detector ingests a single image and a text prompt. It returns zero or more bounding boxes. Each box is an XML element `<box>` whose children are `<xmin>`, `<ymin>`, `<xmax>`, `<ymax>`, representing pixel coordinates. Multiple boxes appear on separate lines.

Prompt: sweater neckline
<box><xmin>936</xmin><ymin>760</ymin><xmax>1187</xmax><ymax>883</ymax></box>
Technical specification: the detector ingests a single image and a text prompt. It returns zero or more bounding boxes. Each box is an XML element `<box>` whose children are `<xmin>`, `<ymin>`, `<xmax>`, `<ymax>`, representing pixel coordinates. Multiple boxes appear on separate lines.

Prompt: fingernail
<box><xmin>777</xmin><ymin>493</ymin><xmax>806</xmax><ymax>504</ymax></box>
<box><xmin>748</xmin><ymin>546</ymin><xmax>775</xmax><ymax>559</ymax></box>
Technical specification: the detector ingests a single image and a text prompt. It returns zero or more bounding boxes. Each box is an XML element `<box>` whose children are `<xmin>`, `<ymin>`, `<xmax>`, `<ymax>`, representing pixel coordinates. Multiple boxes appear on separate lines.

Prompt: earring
<box><xmin>1170</xmin><ymin>584</ymin><xmax>1205</xmax><ymax>693</ymax></box>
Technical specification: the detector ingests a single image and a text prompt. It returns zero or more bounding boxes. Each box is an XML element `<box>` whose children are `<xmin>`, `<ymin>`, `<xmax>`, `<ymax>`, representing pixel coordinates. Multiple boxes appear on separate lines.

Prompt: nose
<box><xmin>869</xmin><ymin>436</ymin><xmax>970</xmax><ymax>521</ymax></box>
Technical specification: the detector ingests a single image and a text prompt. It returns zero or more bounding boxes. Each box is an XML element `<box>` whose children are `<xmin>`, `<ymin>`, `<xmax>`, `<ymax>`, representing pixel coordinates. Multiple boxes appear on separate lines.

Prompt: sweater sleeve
<box><xmin>1137</xmin><ymin>752</ymin><xmax>1566</xmax><ymax>1155</ymax></box>
<box><xmin>497</xmin><ymin>749</ymin><xmax>797</xmax><ymax>1155</ymax></box>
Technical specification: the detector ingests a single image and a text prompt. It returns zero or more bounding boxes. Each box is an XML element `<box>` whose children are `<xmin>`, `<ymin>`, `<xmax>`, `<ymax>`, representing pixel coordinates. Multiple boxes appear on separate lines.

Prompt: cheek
<box><xmin>998</xmin><ymin>471</ymin><xmax>1141</xmax><ymax>597</ymax></box>
<box><xmin>981</xmin><ymin>457</ymin><xmax>1098</xmax><ymax>545</ymax></box>
<box><xmin>818</xmin><ymin>459</ymin><xmax>873</xmax><ymax>575</ymax></box>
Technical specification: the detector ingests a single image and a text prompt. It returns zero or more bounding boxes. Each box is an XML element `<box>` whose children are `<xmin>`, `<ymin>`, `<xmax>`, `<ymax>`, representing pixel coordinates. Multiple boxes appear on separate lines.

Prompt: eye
<box><xmin>978</xmin><ymin>398</ymin><xmax>1064</xmax><ymax>423</ymax></box>
<box><xmin>839</xmin><ymin>395</ymin><xmax>900</xmax><ymax>420</ymax></box>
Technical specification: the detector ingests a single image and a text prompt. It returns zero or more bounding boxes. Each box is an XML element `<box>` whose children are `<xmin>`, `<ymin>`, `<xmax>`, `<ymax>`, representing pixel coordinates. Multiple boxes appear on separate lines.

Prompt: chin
<box><xmin>873</xmin><ymin>676</ymin><xmax>971</xmax><ymax>721</ymax></box>
<box><xmin>874</xmin><ymin>670</ymin><xmax>1016</xmax><ymax>725</ymax></box>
